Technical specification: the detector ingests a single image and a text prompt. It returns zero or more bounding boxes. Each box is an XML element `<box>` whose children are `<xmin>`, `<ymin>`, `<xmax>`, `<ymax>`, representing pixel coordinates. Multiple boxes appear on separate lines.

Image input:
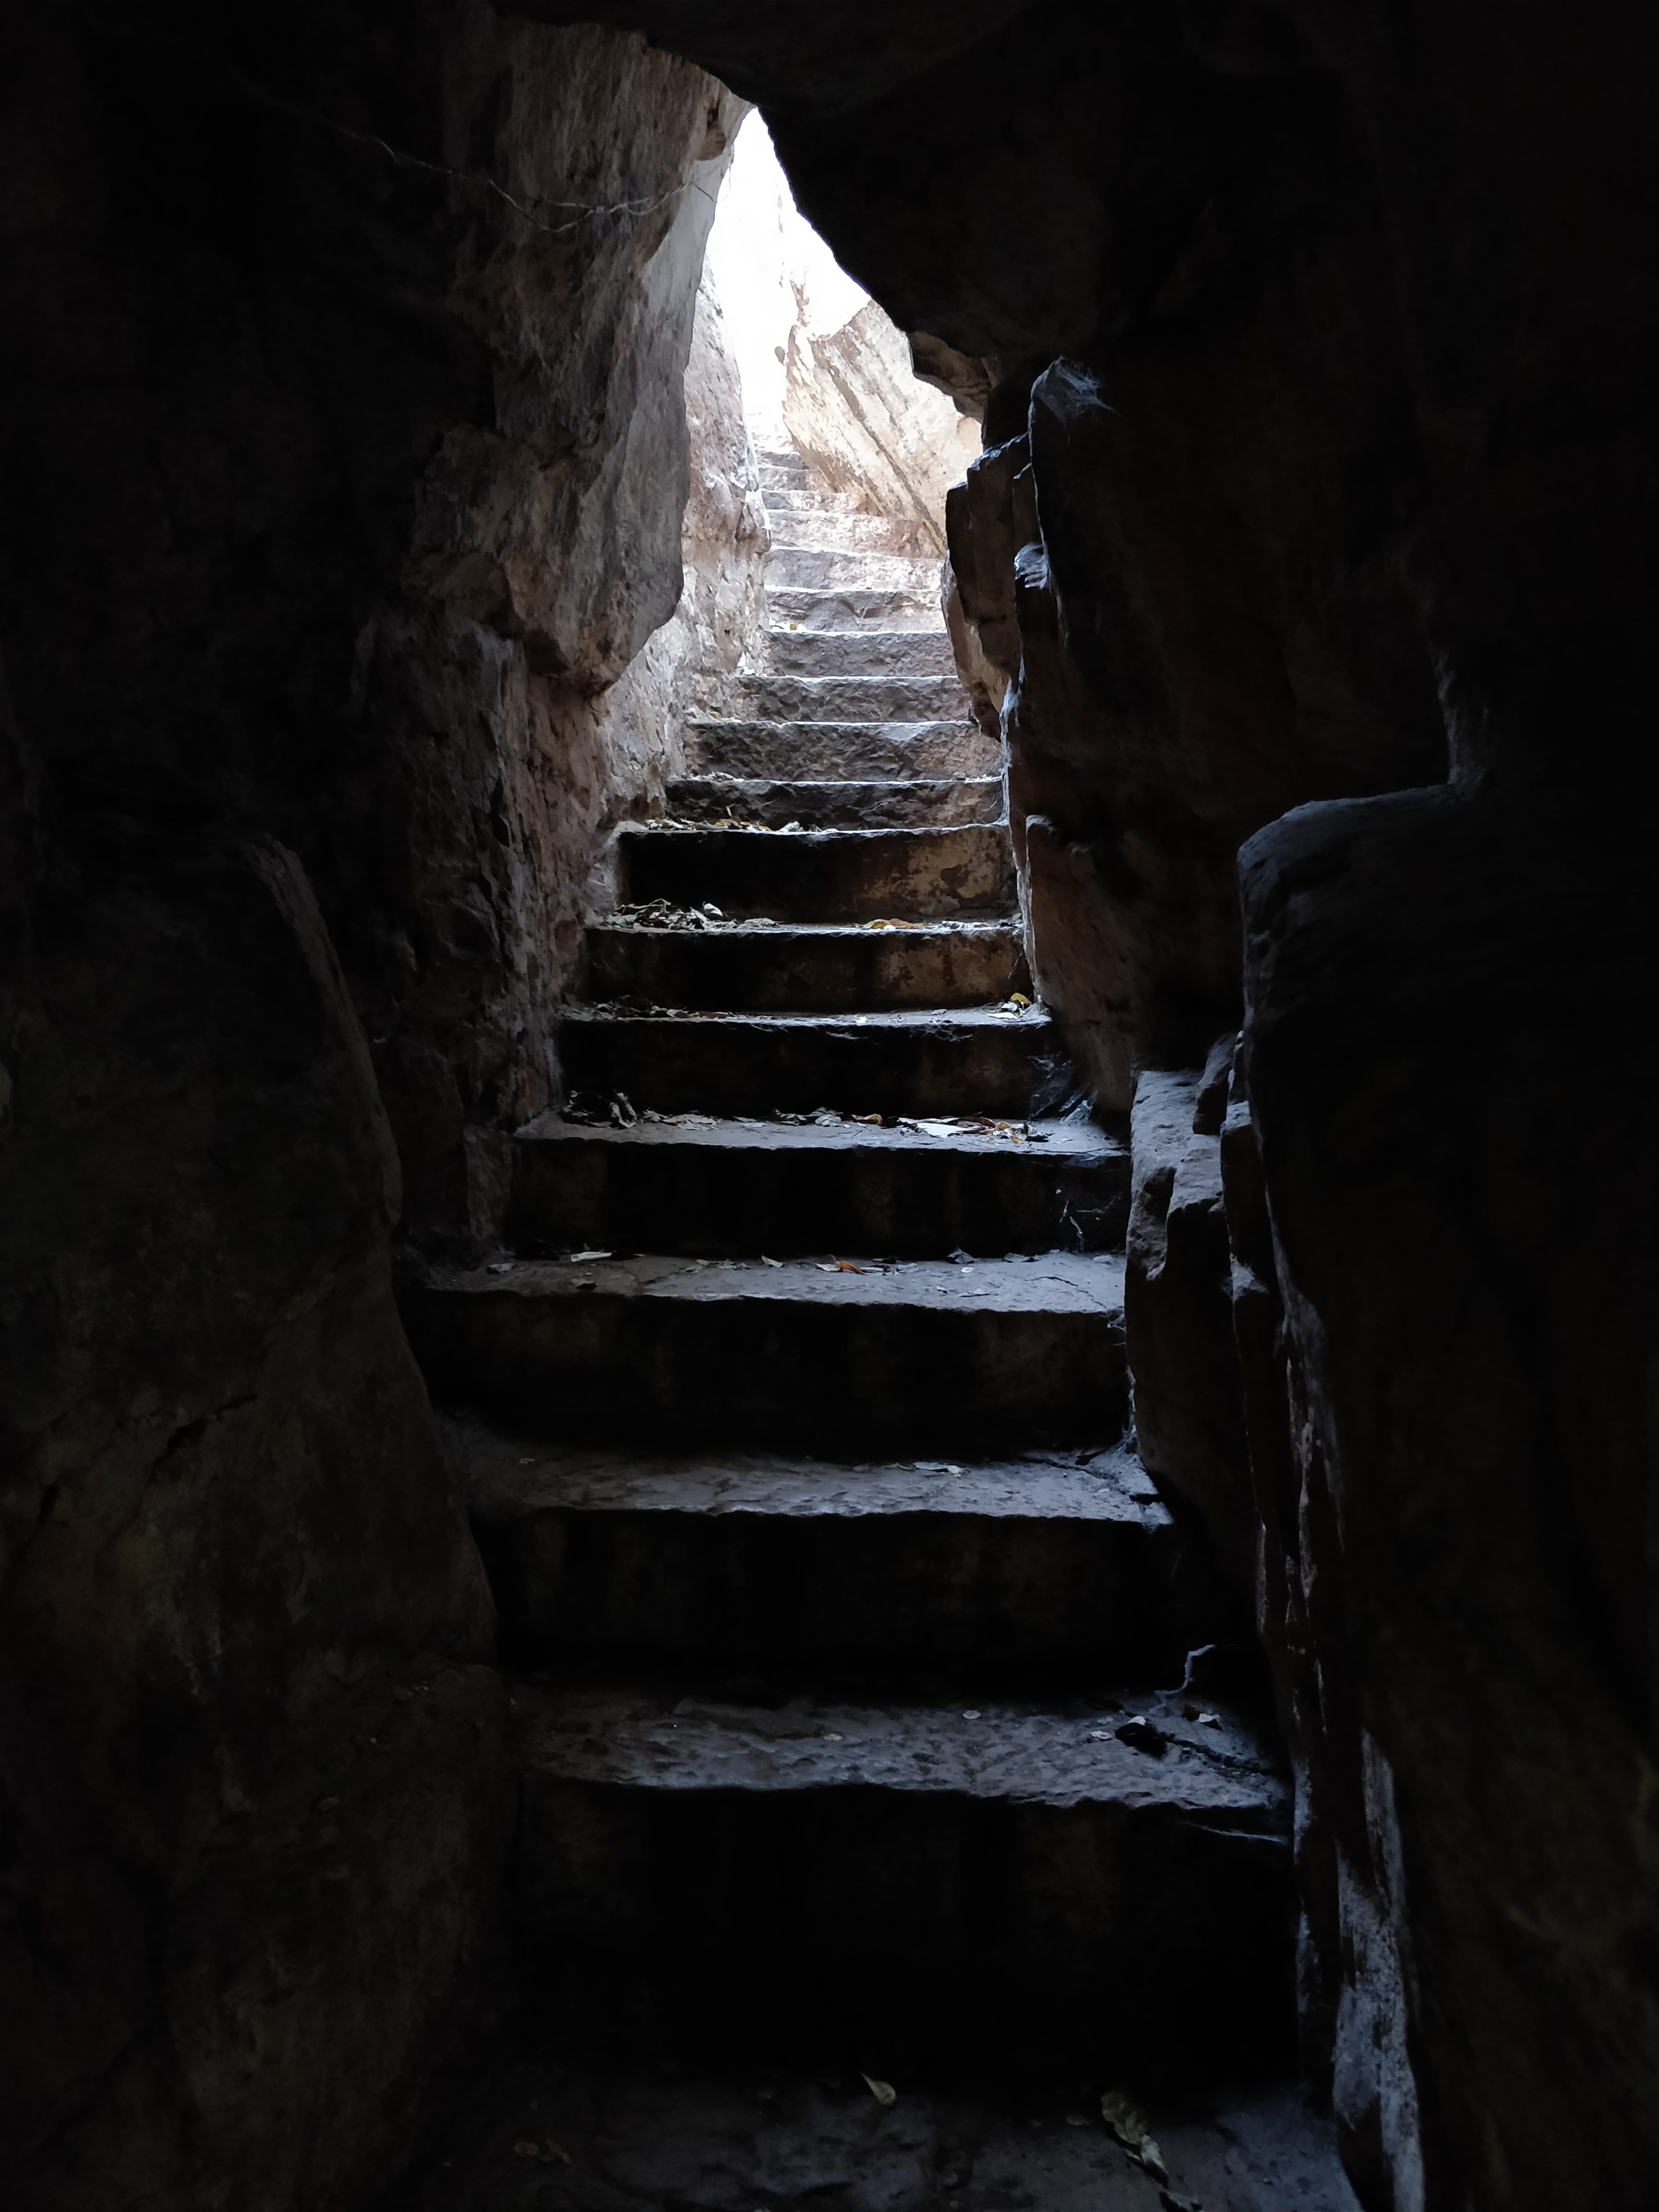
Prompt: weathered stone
<box><xmin>1124</xmin><ymin>1057</ymin><xmax>1253</xmax><ymax>1592</ymax></box>
<box><xmin>1242</xmin><ymin>787</ymin><xmax>1659</xmax><ymax>2209</ymax></box>
<box><xmin>783</xmin><ymin>301</ymin><xmax>980</xmax><ymax>553</ymax></box>
<box><xmin>507</xmin><ymin>1108</ymin><xmax>1129</xmax><ymax>1258</ymax></box>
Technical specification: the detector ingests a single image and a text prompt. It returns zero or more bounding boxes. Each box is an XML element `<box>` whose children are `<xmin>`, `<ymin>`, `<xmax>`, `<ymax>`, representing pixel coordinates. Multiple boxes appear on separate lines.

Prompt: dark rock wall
<box><xmin>529</xmin><ymin>4</ymin><xmax>1659</xmax><ymax>2206</ymax></box>
<box><xmin>1</xmin><ymin>6</ymin><xmax>741</xmax><ymax>2204</ymax></box>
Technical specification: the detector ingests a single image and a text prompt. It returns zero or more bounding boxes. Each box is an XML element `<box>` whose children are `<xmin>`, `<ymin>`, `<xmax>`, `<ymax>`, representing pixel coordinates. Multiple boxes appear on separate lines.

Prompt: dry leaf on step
<box><xmin>1100</xmin><ymin>2088</ymin><xmax>1149</xmax><ymax>2149</ymax></box>
<box><xmin>861</xmin><ymin>2074</ymin><xmax>897</xmax><ymax>2107</ymax></box>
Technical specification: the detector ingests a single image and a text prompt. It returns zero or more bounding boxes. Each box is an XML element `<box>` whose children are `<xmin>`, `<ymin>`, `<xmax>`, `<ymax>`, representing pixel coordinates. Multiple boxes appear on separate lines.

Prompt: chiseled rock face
<box><xmin>340</xmin><ymin>21</ymin><xmax>749</xmax><ymax>1252</ymax></box>
<box><xmin>0</xmin><ymin>9</ymin><xmax>749</xmax><ymax>2206</ymax></box>
<box><xmin>783</xmin><ymin>300</ymin><xmax>979</xmax><ymax>552</ymax></box>
<box><xmin>1241</xmin><ymin>785</ymin><xmax>1659</xmax><ymax>2211</ymax></box>
<box><xmin>1124</xmin><ymin>1048</ymin><xmax>1253</xmax><ymax>1593</ymax></box>
<box><xmin>0</xmin><ymin>842</ymin><xmax>510</xmax><ymax>2211</ymax></box>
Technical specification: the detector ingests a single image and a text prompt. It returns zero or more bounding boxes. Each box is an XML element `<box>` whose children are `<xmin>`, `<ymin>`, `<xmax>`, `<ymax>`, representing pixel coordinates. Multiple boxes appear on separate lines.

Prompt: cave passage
<box><xmin>387</xmin><ymin>96</ymin><xmax>1349</xmax><ymax>2212</ymax></box>
<box><xmin>5</xmin><ymin>9</ymin><xmax>1654</xmax><ymax>2212</ymax></box>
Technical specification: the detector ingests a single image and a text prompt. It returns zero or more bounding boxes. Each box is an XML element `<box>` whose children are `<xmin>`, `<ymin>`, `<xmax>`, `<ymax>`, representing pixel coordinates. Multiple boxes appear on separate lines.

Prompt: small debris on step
<box><xmin>1115</xmin><ymin>1716</ymin><xmax>1169</xmax><ymax>1755</ymax></box>
<box><xmin>862</xmin><ymin>2074</ymin><xmax>897</xmax><ymax>2107</ymax></box>
<box><xmin>761</xmin><ymin>1255</ymin><xmax>783</xmax><ymax>1268</ymax></box>
<box><xmin>1160</xmin><ymin>2192</ymin><xmax>1202</xmax><ymax>2212</ymax></box>
<box><xmin>1100</xmin><ymin>2089</ymin><xmax>1168</xmax><ymax>2181</ymax></box>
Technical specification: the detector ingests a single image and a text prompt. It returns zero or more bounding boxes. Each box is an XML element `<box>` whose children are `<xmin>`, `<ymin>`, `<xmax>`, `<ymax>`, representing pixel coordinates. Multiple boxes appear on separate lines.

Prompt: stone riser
<box><xmin>616</xmin><ymin>824</ymin><xmax>1015</xmax><ymax>922</ymax></box>
<box><xmin>767</xmin><ymin>545</ymin><xmax>945</xmax><ymax>592</ymax></box>
<box><xmin>514</xmin><ymin>1758</ymin><xmax>1295</xmax><ymax>2080</ymax></box>
<box><xmin>703</xmin><ymin>672</ymin><xmax>968</xmax><ymax>723</ymax></box>
<box><xmin>507</xmin><ymin>1120</ymin><xmax>1129</xmax><ymax>1258</ymax></box>
<box><xmin>481</xmin><ymin>1506</ymin><xmax>1208</xmax><ymax>1678</ymax></box>
<box><xmin>558</xmin><ymin>1008</ymin><xmax>1062</xmax><ymax>1118</ymax></box>
<box><xmin>683</xmin><ymin>718</ymin><xmax>996</xmax><ymax>781</ymax></box>
<box><xmin>762</xmin><ymin>506</ymin><xmax>938</xmax><ymax>555</ymax></box>
<box><xmin>767</xmin><ymin>586</ymin><xmax>943</xmax><ymax>631</ymax></box>
<box><xmin>761</xmin><ymin>627</ymin><xmax>958</xmax><ymax>677</ymax></box>
<box><xmin>404</xmin><ymin>1278</ymin><xmax>1127</xmax><ymax>1452</ymax></box>
<box><xmin>665</xmin><ymin>774</ymin><xmax>1001</xmax><ymax>830</ymax></box>
<box><xmin>585</xmin><ymin>921</ymin><xmax>1024</xmax><ymax>1013</ymax></box>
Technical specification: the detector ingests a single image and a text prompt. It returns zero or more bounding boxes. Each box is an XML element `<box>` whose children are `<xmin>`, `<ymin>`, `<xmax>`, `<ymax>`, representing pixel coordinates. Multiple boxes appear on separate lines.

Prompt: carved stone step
<box><xmin>615</xmin><ymin>822</ymin><xmax>1014</xmax><ymax>923</ymax></box>
<box><xmin>557</xmin><ymin>1004</ymin><xmax>1066</xmax><ymax>1119</ymax></box>
<box><xmin>586</xmin><ymin>919</ymin><xmax>1025</xmax><ymax>1013</ymax></box>
<box><xmin>683</xmin><ymin>716</ymin><xmax>995</xmax><ymax>781</ymax></box>
<box><xmin>702</xmin><ymin>671</ymin><xmax>969</xmax><ymax>723</ymax></box>
<box><xmin>665</xmin><ymin>773</ymin><xmax>1001</xmax><ymax>830</ymax></box>
<box><xmin>761</xmin><ymin>625</ymin><xmax>959</xmax><ymax>677</ymax></box>
<box><xmin>507</xmin><ymin>1110</ymin><xmax>1129</xmax><ymax>1258</ymax></box>
<box><xmin>506</xmin><ymin>1678</ymin><xmax>1295</xmax><ymax>2078</ymax></box>
<box><xmin>403</xmin><ymin>1250</ymin><xmax>1129</xmax><ymax>1452</ymax></box>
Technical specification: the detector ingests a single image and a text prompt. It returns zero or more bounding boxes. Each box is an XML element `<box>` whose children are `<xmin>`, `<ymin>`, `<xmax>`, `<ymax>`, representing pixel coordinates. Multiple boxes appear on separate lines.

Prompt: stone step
<box><xmin>704</xmin><ymin>672</ymin><xmax>968</xmax><ymax>724</ymax></box>
<box><xmin>759</xmin><ymin>484</ymin><xmax>847</xmax><ymax>512</ymax></box>
<box><xmin>453</xmin><ymin>1420</ymin><xmax>1226</xmax><ymax>1680</ymax></box>
<box><xmin>507</xmin><ymin>1111</ymin><xmax>1130</xmax><ymax>1259</ymax></box>
<box><xmin>665</xmin><ymin>772</ymin><xmax>1001</xmax><ymax>831</ymax></box>
<box><xmin>586</xmin><ymin>919</ymin><xmax>1025</xmax><ymax>1013</ymax></box>
<box><xmin>508</xmin><ymin>1680</ymin><xmax>1295</xmax><ymax>2078</ymax></box>
<box><xmin>767</xmin><ymin>544</ymin><xmax>944</xmax><ymax>592</ymax></box>
<box><xmin>558</xmin><ymin>1005</ymin><xmax>1065</xmax><ymax>1119</ymax></box>
<box><xmin>762</xmin><ymin>625</ymin><xmax>958</xmax><ymax>677</ymax></box>
<box><xmin>761</xmin><ymin>506</ymin><xmax>937</xmax><ymax>555</ymax></box>
<box><xmin>767</xmin><ymin>585</ymin><xmax>944</xmax><ymax>632</ymax></box>
<box><xmin>615</xmin><ymin>822</ymin><xmax>1015</xmax><ymax>922</ymax></box>
<box><xmin>683</xmin><ymin>717</ymin><xmax>996</xmax><ymax>782</ymax></box>
<box><xmin>403</xmin><ymin>1251</ymin><xmax>1129</xmax><ymax>1452</ymax></box>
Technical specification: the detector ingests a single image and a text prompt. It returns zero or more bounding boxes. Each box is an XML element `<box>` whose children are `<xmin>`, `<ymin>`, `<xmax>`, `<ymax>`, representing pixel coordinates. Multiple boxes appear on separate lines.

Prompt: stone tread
<box><xmin>514</xmin><ymin>1109</ymin><xmax>1115</xmax><ymax>1166</ymax></box>
<box><xmin>664</xmin><ymin>773</ymin><xmax>1002</xmax><ymax>829</ymax></box>
<box><xmin>761</xmin><ymin>508</ymin><xmax>938</xmax><ymax>554</ymax></box>
<box><xmin>585</xmin><ymin>919</ymin><xmax>1025</xmax><ymax>1013</ymax></box>
<box><xmin>705</xmin><ymin>673</ymin><xmax>970</xmax><ymax>722</ymax></box>
<box><xmin>557</xmin><ymin>1003</ymin><xmax>1062</xmax><ymax>1118</ymax></box>
<box><xmin>683</xmin><ymin>718</ymin><xmax>995</xmax><ymax>781</ymax></box>
<box><xmin>615</xmin><ymin>821</ymin><xmax>1015</xmax><ymax>922</ymax></box>
<box><xmin>454</xmin><ymin>1421</ymin><xmax>1165</xmax><ymax>1527</ymax></box>
<box><xmin>509</xmin><ymin>1680</ymin><xmax>1289</xmax><ymax>1825</ymax></box>
<box><xmin>766</xmin><ymin>585</ymin><xmax>945</xmax><ymax>631</ymax></box>
<box><xmin>761</xmin><ymin>626</ymin><xmax>959</xmax><ymax>676</ymax></box>
<box><xmin>767</xmin><ymin>545</ymin><xmax>947</xmax><ymax>591</ymax></box>
<box><xmin>431</xmin><ymin>1248</ymin><xmax>1125</xmax><ymax>1313</ymax></box>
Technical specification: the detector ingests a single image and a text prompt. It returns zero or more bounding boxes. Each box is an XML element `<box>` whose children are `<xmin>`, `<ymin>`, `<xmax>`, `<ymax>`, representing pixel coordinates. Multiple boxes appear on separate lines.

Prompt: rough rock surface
<box><xmin>784</xmin><ymin>301</ymin><xmax>979</xmax><ymax>552</ymax></box>
<box><xmin>1124</xmin><ymin>1047</ymin><xmax>1252</xmax><ymax>1593</ymax></box>
<box><xmin>389</xmin><ymin>2052</ymin><xmax>1359</xmax><ymax>2212</ymax></box>
<box><xmin>0</xmin><ymin>9</ymin><xmax>754</xmax><ymax>2207</ymax></box>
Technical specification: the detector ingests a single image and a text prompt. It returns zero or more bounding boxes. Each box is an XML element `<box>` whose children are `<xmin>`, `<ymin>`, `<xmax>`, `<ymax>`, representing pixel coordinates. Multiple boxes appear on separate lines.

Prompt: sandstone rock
<box><xmin>783</xmin><ymin>300</ymin><xmax>980</xmax><ymax>553</ymax></box>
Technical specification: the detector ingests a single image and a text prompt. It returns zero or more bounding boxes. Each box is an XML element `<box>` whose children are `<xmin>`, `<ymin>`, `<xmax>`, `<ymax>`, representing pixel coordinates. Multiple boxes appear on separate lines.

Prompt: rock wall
<box><xmin>0</xmin><ymin>6</ymin><xmax>749</xmax><ymax>2205</ymax></box>
<box><xmin>784</xmin><ymin>300</ymin><xmax>979</xmax><ymax>551</ymax></box>
<box><xmin>530</xmin><ymin>4</ymin><xmax>1659</xmax><ymax>2205</ymax></box>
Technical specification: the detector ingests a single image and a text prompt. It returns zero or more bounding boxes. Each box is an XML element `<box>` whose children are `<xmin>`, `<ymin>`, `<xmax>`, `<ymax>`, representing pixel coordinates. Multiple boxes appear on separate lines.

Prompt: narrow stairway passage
<box><xmin>399</xmin><ymin>445</ymin><xmax>1298</xmax><ymax>2098</ymax></box>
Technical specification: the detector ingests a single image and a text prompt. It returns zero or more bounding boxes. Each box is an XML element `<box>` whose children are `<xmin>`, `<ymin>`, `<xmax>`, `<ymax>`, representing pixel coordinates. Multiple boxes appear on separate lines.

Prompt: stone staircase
<box><xmin>401</xmin><ymin>444</ymin><xmax>1294</xmax><ymax>2090</ymax></box>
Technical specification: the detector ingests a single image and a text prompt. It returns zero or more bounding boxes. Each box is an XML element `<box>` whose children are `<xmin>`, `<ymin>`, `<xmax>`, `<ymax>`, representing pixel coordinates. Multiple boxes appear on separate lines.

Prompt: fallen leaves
<box><xmin>1101</xmin><ymin>2088</ymin><xmax>1169</xmax><ymax>2184</ymax></box>
<box><xmin>861</xmin><ymin>2074</ymin><xmax>897</xmax><ymax>2107</ymax></box>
